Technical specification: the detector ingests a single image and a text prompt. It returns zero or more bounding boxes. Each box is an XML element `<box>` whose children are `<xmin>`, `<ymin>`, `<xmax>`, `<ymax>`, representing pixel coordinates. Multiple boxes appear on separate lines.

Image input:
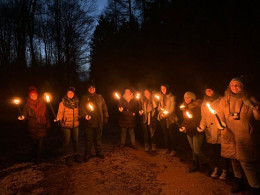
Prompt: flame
<box><xmin>161</xmin><ymin>108</ymin><xmax>169</xmax><ymax>115</ymax></box>
<box><xmin>13</xmin><ymin>98</ymin><xmax>21</xmax><ymax>105</ymax></box>
<box><xmin>114</xmin><ymin>92</ymin><xmax>120</xmax><ymax>100</ymax></box>
<box><xmin>136</xmin><ymin>93</ymin><xmax>141</xmax><ymax>99</ymax></box>
<box><xmin>155</xmin><ymin>95</ymin><xmax>160</xmax><ymax>100</ymax></box>
<box><xmin>88</xmin><ymin>103</ymin><xmax>94</xmax><ymax>111</ymax></box>
<box><xmin>186</xmin><ymin>111</ymin><xmax>193</xmax><ymax>118</ymax></box>
<box><xmin>180</xmin><ymin>104</ymin><xmax>185</xmax><ymax>109</ymax></box>
<box><xmin>44</xmin><ymin>93</ymin><xmax>52</xmax><ymax>103</ymax></box>
<box><xmin>206</xmin><ymin>103</ymin><xmax>217</xmax><ymax>114</ymax></box>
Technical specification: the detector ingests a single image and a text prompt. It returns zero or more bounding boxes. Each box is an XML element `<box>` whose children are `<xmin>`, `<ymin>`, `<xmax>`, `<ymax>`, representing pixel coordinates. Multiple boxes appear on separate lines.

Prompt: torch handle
<box><xmin>215</xmin><ymin>113</ymin><xmax>225</xmax><ymax>129</ymax></box>
<box><xmin>17</xmin><ymin>105</ymin><xmax>22</xmax><ymax>116</ymax></box>
<box><xmin>49</xmin><ymin>103</ymin><xmax>57</xmax><ymax>119</ymax></box>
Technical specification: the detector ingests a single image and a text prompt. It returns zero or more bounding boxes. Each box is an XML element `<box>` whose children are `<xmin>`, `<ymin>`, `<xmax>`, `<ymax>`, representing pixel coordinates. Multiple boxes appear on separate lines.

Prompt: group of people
<box><xmin>18</xmin><ymin>77</ymin><xmax>260</xmax><ymax>194</ymax></box>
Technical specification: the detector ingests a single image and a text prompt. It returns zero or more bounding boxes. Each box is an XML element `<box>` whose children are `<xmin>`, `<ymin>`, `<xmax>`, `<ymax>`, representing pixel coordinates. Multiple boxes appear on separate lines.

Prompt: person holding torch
<box><xmin>179</xmin><ymin>91</ymin><xmax>210</xmax><ymax>176</ymax></box>
<box><xmin>56</xmin><ymin>87</ymin><xmax>81</xmax><ymax>166</ymax></box>
<box><xmin>217</xmin><ymin>78</ymin><xmax>260</xmax><ymax>194</ymax></box>
<box><xmin>157</xmin><ymin>84</ymin><xmax>178</xmax><ymax>157</ymax></box>
<box><xmin>80</xmin><ymin>81</ymin><xmax>109</xmax><ymax>162</ymax></box>
<box><xmin>197</xmin><ymin>84</ymin><xmax>230</xmax><ymax>180</ymax></box>
<box><xmin>18</xmin><ymin>87</ymin><xmax>50</xmax><ymax>164</ymax></box>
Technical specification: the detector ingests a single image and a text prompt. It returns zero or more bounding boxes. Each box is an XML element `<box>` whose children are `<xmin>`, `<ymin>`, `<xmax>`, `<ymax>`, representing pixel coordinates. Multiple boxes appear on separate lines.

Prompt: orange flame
<box><xmin>155</xmin><ymin>95</ymin><xmax>160</xmax><ymax>100</ymax></box>
<box><xmin>186</xmin><ymin>111</ymin><xmax>193</xmax><ymax>118</ymax></box>
<box><xmin>206</xmin><ymin>103</ymin><xmax>217</xmax><ymax>114</ymax></box>
<box><xmin>180</xmin><ymin>104</ymin><xmax>185</xmax><ymax>109</ymax></box>
<box><xmin>136</xmin><ymin>93</ymin><xmax>141</xmax><ymax>99</ymax></box>
<box><xmin>114</xmin><ymin>92</ymin><xmax>120</xmax><ymax>100</ymax></box>
<box><xmin>88</xmin><ymin>103</ymin><xmax>94</xmax><ymax>111</ymax></box>
<box><xmin>13</xmin><ymin>98</ymin><xmax>21</xmax><ymax>105</ymax></box>
<box><xmin>44</xmin><ymin>93</ymin><xmax>52</xmax><ymax>103</ymax></box>
<box><xmin>161</xmin><ymin>108</ymin><xmax>169</xmax><ymax>115</ymax></box>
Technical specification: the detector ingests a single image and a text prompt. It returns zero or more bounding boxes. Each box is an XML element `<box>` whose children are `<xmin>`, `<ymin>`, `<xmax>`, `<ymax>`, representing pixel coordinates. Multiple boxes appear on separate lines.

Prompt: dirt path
<box><xmin>0</xmin><ymin>138</ymin><xmax>236</xmax><ymax>195</ymax></box>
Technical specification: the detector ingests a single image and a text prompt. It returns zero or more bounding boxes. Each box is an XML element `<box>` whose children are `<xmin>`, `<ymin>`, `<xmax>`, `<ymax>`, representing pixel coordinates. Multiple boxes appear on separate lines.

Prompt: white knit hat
<box><xmin>184</xmin><ymin>91</ymin><xmax>196</xmax><ymax>100</ymax></box>
<box><xmin>229</xmin><ymin>77</ymin><xmax>244</xmax><ymax>86</ymax></box>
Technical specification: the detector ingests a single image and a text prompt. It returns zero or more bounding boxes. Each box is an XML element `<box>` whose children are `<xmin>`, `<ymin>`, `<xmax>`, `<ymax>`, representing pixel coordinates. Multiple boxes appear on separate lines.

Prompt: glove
<box><xmin>119</xmin><ymin>107</ymin><xmax>123</xmax><ymax>112</ymax></box>
<box><xmin>18</xmin><ymin>115</ymin><xmax>25</xmax><ymax>120</ymax></box>
<box><xmin>197</xmin><ymin>126</ymin><xmax>204</xmax><ymax>132</ymax></box>
<box><xmin>54</xmin><ymin>119</ymin><xmax>60</xmax><ymax>123</ymax></box>
<box><xmin>139</xmin><ymin>110</ymin><xmax>144</xmax><ymax>115</ymax></box>
<box><xmin>86</xmin><ymin>115</ymin><xmax>91</xmax><ymax>120</ymax></box>
<box><xmin>179</xmin><ymin>127</ymin><xmax>185</xmax><ymax>132</ymax></box>
<box><xmin>133</xmin><ymin>113</ymin><xmax>136</xmax><ymax>116</ymax></box>
<box><xmin>103</xmin><ymin>117</ymin><xmax>108</xmax><ymax>125</ymax></box>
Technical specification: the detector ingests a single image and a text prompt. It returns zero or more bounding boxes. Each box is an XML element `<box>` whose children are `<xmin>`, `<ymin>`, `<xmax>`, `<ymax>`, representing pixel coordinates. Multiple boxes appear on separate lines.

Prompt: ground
<box><xmin>0</xmin><ymin>123</ymin><xmax>238</xmax><ymax>195</ymax></box>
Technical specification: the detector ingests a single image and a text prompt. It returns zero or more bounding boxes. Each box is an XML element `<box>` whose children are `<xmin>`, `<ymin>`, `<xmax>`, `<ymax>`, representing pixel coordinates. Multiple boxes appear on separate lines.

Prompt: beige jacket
<box><xmin>57</xmin><ymin>102</ymin><xmax>79</xmax><ymax>128</ymax></box>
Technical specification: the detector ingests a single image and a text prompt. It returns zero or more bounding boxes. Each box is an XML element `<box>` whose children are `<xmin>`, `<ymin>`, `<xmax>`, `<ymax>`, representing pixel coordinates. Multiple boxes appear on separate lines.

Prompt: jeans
<box><xmin>84</xmin><ymin>127</ymin><xmax>103</xmax><ymax>155</ymax></box>
<box><xmin>121</xmin><ymin>128</ymin><xmax>135</xmax><ymax>145</ymax></box>
<box><xmin>142</xmin><ymin>123</ymin><xmax>156</xmax><ymax>145</ymax></box>
<box><xmin>61</xmin><ymin>127</ymin><xmax>79</xmax><ymax>156</ymax></box>
<box><xmin>231</xmin><ymin>159</ymin><xmax>260</xmax><ymax>188</ymax></box>
<box><xmin>160</xmin><ymin>119</ymin><xmax>178</xmax><ymax>151</ymax></box>
<box><xmin>187</xmin><ymin>134</ymin><xmax>207</xmax><ymax>165</ymax></box>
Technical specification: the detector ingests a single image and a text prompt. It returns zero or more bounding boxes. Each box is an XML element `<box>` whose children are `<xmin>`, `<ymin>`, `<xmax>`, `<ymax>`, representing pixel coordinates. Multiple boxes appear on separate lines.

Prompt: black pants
<box><xmin>160</xmin><ymin>119</ymin><xmax>178</xmax><ymax>151</ymax></box>
<box><xmin>32</xmin><ymin>138</ymin><xmax>43</xmax><ymax>162</ymax></box>
<box><xmin>84</xmin><ymin>126</ymin><xmax>103</xmax><ymax>155</ymax></box>
<box><xmin>206</xmin><ymin>143</ymin><xmax>229</xmax><ymax>170</ymax></box>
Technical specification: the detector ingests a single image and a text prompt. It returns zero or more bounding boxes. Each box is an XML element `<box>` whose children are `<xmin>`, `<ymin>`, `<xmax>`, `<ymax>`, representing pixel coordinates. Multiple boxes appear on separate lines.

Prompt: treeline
<box><xmin>90</xmin><ymin>0</ymin><xmax>260</xmax><ymax>98</ymax></box>
<box><xmin>0</xmin><ymin>0</ymin><xmax>97</xmax><ymax>95</ymax></box>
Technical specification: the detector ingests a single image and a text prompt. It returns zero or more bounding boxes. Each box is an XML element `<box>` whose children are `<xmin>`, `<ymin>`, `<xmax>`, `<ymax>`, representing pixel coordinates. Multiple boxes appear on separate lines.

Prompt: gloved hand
<box><xmin>18</xmin><ymin>115</ymin><xmax>25</xmax><ymax>120</ymax></box>
<box><xmin>86</xmin><ymin>115</ymin><xmax>91</xmax><ymax>120</ymax></box>
<box><xmin>54</xmin><ymin>119</ymin><xmax>60</xmax><ymax>123</ymax></box>
<box><xmin>119</xmin><ymin>107</ymin><xmax>123</xmax><ymax>112</ymax></box>
<box><xmin>139</xmin><ymin>110</ymin><xmax>144</xmax><ymax>115</ymax></box>
<box><xmin>179</xmin><ymin>127</ymin><xmax>186</xmax><ymax>132</ymax></box>
<box><xmin>103</xmin><ymin>117</ymin><xmax>108</xmax><ymax>125</ymax></box>
<box><xmin>197</xmin><ymin>126</ymin><xmax>204</xmax><ymax>132</ymax></box>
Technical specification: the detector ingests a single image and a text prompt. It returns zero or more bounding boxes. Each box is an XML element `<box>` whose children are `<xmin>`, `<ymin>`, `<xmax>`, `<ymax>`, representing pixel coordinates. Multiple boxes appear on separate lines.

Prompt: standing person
<box><xmin>18</xmin><ymin>87</ymin><xmax>50</xmax><ymax>164</ymax></box>
<box><xmin>139</xmin><ymin>89</ymin><xmax>158</xmax><ymax>152</ymax></box>
<box><xmin>158</xmin><ymin>84</ymin><xmax>178</xmax><ymax>157</ymax></box>
<box><xmin>218</xmin><ymin>78</ymin><xmax>260</xmax><ymax>194</ymax></box>
<box><xmin>80</xmin><ymin>82</ymin><xmax>109</xmax><ymax>162</ymax></box>
<box><xmin>118</xmin><ymin>88</ymin><xmax>139</xmax><ymax>150</ymax></box>
<box><xmin>179</xmin><ymin>91</ymin><xmax>210</xmax><ymax>176</ymax></box>
<box><xmin>198</xmin><ymin>85</ymin><xmax>229</xmax><ymax>179</ymax></box>
<box><xmin>56</xmin><ymin>87</ymin><xmax>81</xmax><ymax>166</ymax></box>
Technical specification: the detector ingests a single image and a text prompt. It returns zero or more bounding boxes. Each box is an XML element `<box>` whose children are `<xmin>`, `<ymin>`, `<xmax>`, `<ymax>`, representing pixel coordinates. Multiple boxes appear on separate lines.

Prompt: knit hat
<box><xmin>67</xmin><ymin>87</ymin><xmax>75</xmax><ymax>93</ymax></box>
<box><xmin>29</xmin><ymin>86</ymin><xmax>38</xmax><ymax>96</ymax></box>
<box><xmin>204</xmin><ymin>81</ymin><xmax>218</xmax><ymax>92</ymax></box>
<box><xmin>229</xmin><ymin>77</ymin><xmax>244</xmax><ymax>86</ymax></box>
<box><xmin>184</xmin><ymin>91</ymin><xmax>196</xmax><ymax>100</ymax></box>
<box><xmin>87</xmin><ymin>80</ymin><xmax>96</xmax><ymax>89</ymax></box>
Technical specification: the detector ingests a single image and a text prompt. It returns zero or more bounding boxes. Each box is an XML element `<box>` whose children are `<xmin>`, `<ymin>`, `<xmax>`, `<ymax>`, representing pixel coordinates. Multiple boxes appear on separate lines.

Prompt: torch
<box><xmin>12</xmin><ymin>98</ymin><xmax>22</xmax><ymax>117</ymax></box>
<box><xmin>114</xmin><ymin>92</ymin><xmax>121</xmax><ymax>100</ymax></box>
<box><xmin>88</xmin><ymin>103</ymin><xmax>94</xmax><ymax>112</ymax></box>
<box><xmin>135</xmin><ymin>92</ymin><xmax>141</xmax><ymax>100</ymax></box>
<box><xmin>180</xmin><ymin>104</ymin><xmax>186</xmax><ymax>110</ymax></box>
<box><xmin>44</xmin><ymin>93</ymin><xmax>56</xmax><ymax>119</ymax></box>
<box><xmin>186</xmin><ymin>111</ymin><xmax>193</xmax><ymax>118</ymax></box>
<box><xmin>206</xmin><ymin>103</ymin><xmax>225</xmax><ymax>129</ymax></box>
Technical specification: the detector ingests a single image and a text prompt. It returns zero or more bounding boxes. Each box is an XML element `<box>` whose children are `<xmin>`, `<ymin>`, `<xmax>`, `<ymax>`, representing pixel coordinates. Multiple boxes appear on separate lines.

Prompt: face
<box><xmin>144</xmin><ymin>90</ymin><xmax>151</xmax><ymax>99</ymax></box>
<box><xmin>88</xmin><ymin>86</ymin><xmax>96</xmax><ymax>94</ymax></box>
<box><xmin>125</xmin><ymin>89</ymin><xmax>131</xmax><ymax>96</ymax></box>
<box><xmin>230</xmin><ymin>81</ymin><xmax>243</xmax><ymax>94</ymax></box>
<box><xmin>161</xmin><ymin>85</ymin><xmax>167</xmax><ymax>95</ymax></box>
<box><xmin>67</xmin><ymin>91</ymin><xmax>74</xmax><ymax>99</ymax></box>
<box><xmin>205</xmin><ymin>89</ymin><xmax>214</xmax><ymax>97</ymax></box>
<box><xmin>29</xmin><ymin>94</ymin><xmax>38</xmax><ymax>100</ymax></box>
<box><xmin>184</xmin><ymin>96</ymin><xmax>192</xmax><ymax>104</ymax></box>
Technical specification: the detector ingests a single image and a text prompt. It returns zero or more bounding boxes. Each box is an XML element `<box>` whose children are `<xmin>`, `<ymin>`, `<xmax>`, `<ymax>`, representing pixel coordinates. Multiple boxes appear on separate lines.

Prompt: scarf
<box><xmin>27</xmin><ymin>97</ymin><xmax>47</xmax><ymax>125</ymax></box>
<box><xmin>62</xmin><ymin>94</ymin><xmax>79</xmax><ymax>109</ymax></box>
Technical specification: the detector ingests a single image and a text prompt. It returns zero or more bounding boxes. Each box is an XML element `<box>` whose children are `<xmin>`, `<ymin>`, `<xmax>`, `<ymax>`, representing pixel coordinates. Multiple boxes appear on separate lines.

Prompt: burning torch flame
<box><xmin>13</xmin><ymin>98</ymin><xmax>21</xmax><ymax>105</ymax></box>
<box><xmin>44</xmin><ymin>93</ymin><xmax>51</xmax><ymax>103</ymax></box>
<box><xmin>115</xmin><ymin>92</ymin><xmax>120</xmax><ymax>100</ymax></box>
<box><xmin>206</xmin><ymin>103</ymin><xmax>217</xmax><ymax>114</ymax></box>
<box><xmin>186</xmin><ymin>111</ymin><xmax>193</xmax><ymax>118</ymax></box>
<box><xmin>88</xmin><ymin>103</ymin><xmax>94</xmax><ymax>111</ymax></box>
<box><xmin>180</xmin><ymin>104</ymin><xmax>185</xmax><ymax>109</ymax></box>
<box><xmin>136</xmin><ymin>93</ymin><xmax>140</xmax><ymax>99</ymax></box>
<box><xmin>161</xmin><ymin>108</ymin><xmax>169</xmax><ymax>115</ymax></box>
<box><xmin>155</xmin><ymin>95</ymin><xmax>160</xmax><ymax>100</ymax></box>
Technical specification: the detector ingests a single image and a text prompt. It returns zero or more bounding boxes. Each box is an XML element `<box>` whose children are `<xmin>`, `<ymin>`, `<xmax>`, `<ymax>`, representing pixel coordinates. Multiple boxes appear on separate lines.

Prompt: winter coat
<box><xmin>22</xmin><ymin>102</ymin><xmax>50</xmax><ymax>140</ymax></box>
<box><xmin>118</xmin><ymin>97</ymin><xmax>138</xmax><ymax>128</ymax></box>
<box><xmin>181</xmin><ymin>100</ymin><xmax>203</xmax><ymax>137</ymax></box>
<box><xmin>158</xmin><ymin>93</ymin><xmax>178</xmax><ymax>128</ymax></box>
<box><xmin>140</xmin><ymin>97</ymin><xmax>158</xmax><ymax>130</ymax></box>
<box><xmin>200</xmin><ymin>96</ymin><xmax>222</xmax><ymax>144</ymax></box>
<box><xmin>218</xmin><ymin>90</ymin><xmax>260</xmax><ymax>161</ymax></box>
<box><xmin>80</xmin><ymin>93</ymin><xmax>109</xmax><ymax>129</ymax></box>
<box><xmin>57</xmin><ymin>102</ymin><xmax>79</xmax><ymax>129</ymax></box>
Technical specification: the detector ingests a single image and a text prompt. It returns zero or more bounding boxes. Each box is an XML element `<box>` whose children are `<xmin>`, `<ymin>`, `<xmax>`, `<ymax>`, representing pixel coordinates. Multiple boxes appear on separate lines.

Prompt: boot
<box><xmin>201</xmin><ymin>163</ymin><xmax>211</xmax><ymax>177</ymax></box>
<box><xmin>65</xmin><ymin>156</ymin><xmax>73</xmax><ymax>166</ymax></box>
<box><xmin>231</xmin><ymin>177</ymin><xmax>243</xmax><ymax>193</ymax></box>
<box><xmin>188</xmin><ymin>161</ymin><xmax>199</xmax><ymax>173</ymax></box>
<box><xmin>74</xmin><ymin>154</ymin><xmax>82</xmax><ymax>163</ymax></box>
<box><xmin>211</xmin><ymin>167</ymin><xmax>218</xmax><ymax>178</ymax></box>
<box><xmin>144</xmin><ymin>144</ymin><xmax>149</xmax><ymax>152</ymax></box>
<box><xmin>219</xmin><ymin>169</ymin><xmax>227</xmax><ymax>180</ymax></box>
<box><xmin>152</xmin><ymin>144</ymin><xmax>156</xmax><ymax>152</ymax></box>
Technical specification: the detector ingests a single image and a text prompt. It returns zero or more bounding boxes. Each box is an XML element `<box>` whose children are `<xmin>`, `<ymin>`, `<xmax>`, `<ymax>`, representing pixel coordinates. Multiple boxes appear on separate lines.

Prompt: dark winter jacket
<box><xmin>22</xmin><ymin>100</ymin><xmax>50</xmax><ymax>140</ymax></box>
<box><xmin>118</xmin><ymin>96</ymin><xmax>138</xmax><ymax>128</ymax></box>
<box><xmin>80</xmin><ymin>93</ymin><xmax>109</xmax><ymax>129</ymax></box>
<box><xmin>181</xmin><ymin>100</ymin><xmax>203</xmax><ymax>137</ymax></box>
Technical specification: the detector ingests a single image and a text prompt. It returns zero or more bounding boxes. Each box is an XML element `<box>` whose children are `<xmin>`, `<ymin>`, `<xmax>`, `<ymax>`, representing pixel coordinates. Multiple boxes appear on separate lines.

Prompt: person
<box><xmin>139</xmin><ymin>89</ymin><xmax>158</xmax><ymax>152</ymax></box>
<box><xmin>118</xmin><ymin>88</ymin><xmax>139</xmax><ymax>150</ymax></box>
<box><xmin>217</xmin><ymin>78</ymin><xmax>260</xmax><ymax>194</ymax></box>
<box><xmin>179</xmin><ymin>91</ymin><xmax>210</xmax><ymax>176</ymax></box>
<box><xmin>56</xmin><ymin>87</ymin><xmax>81</xmax><ymax>166</ymax></box>
<box><xmin>80</xmin><ymin>81</ymin><xmax>109</xmax><ymax>162</ymax></box>
<box><xmin>198</xmin><ymin>84</ymin><xmax>229</xmax><ymax>179</ymax></box>
<box><xmin>157</xmin><ymin>84</ymin><xmax>178</xmax><ymax>157</ymax></box>
<box><xmin>18</xmin><ymin>87</ymin><xmax>50</xmax><ymax>164</ymax></box>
